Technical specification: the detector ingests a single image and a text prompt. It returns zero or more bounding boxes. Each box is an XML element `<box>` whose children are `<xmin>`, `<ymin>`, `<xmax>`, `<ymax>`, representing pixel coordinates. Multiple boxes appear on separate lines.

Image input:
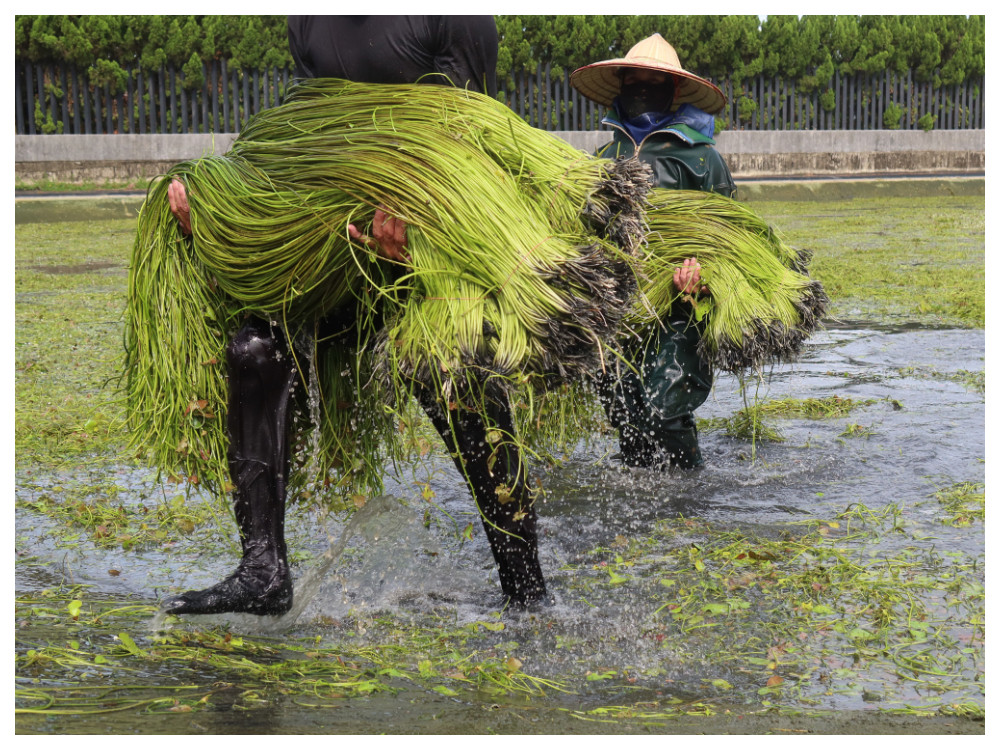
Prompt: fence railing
<box><xmin>503</xmin><ymin>63</ymin><xmax>985</xmax><ymax>131</ymax></box>
<box><xmin>17</xmin><ymin>61</ymin><xmax>292</xmax><ymax>136</ymax></box>
<box><xmin>16</xmin><ymin>60</ymin><xmax>985</xmax><ymax>136</ymax></box>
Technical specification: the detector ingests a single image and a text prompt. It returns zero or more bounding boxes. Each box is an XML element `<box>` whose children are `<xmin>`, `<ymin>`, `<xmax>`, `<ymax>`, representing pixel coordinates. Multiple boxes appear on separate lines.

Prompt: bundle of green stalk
<box><xmin>123</xmin><ymin>77</ymin><xmax>650</xmax><ymax>502</ymax></box>
<box><xmin>634</xmin><ymin>188</ymin><xmax>828</xmax><ymax>372</ymax></box>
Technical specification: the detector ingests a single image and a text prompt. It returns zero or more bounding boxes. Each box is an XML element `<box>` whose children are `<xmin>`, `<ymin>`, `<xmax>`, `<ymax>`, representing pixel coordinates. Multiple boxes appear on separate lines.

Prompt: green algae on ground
<box><xmin>896</xmin><ymin>366</ymin><xmax>985</xmax><ymax>394</ymax></box>
<box><xmin>15</xmin><ymin>589</ymin><xmax>567</xmax><ymax>717</ymax></box>
<box><xmin>16</xmin><ymin>483</ymin><xmax>215</xmax><ymax>551</ymax></box>
<box><xmin>929</xmin><ymin>481</ymin><xmax>984</xmax><ymax>527</ymax></box>
<box><xmin>15</xmin><ymin>220</ymin><xmax>134</xmax><ymax>465</ymax></box>
<box><xmin>18</xmin><ymin>496</ymin><xmax>971</xmax><ymax>725</ymax></box>
<box><xmin>745</xmin><ymin>195</ymin><xmax>985</xmax><ymax>328</ymax></box>
<box><xmin>699</xmin><ymin>394</ymin><xmax>899</xmax><ymax>444</ymax></box>
<box><xmin>558</xmin><ymin>502</ymin><xmax>984</xmax><ymax>718</ymax></box>
<box><xmin>19</xmin><ymin>491</ymin><xmax>986</xmax><ymax>723</ymax></box>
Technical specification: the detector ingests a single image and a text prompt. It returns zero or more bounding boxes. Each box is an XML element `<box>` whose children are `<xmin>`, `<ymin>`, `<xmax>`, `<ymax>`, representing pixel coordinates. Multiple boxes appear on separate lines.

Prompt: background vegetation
<box><xmin>15</xmin><ymin>15</ymin><xmax>985</xmax><ymax>92</ymax></box>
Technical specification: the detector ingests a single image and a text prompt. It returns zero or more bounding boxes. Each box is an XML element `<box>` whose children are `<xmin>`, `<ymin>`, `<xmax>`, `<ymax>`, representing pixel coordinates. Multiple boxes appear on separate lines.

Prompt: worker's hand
<box><xmin>674</xmin><ymin>257</ymin><xmax>709</xmax><ymax>295</ymax></box>
<box><xmin>349</xmin><ymin>208</ymin><xmax>408</xmax><ymax>262</ymax></box>
<box><xmin>168</xmin><ymin>179</ymin><xmax>192</xmax><ymax>235</ymax></box>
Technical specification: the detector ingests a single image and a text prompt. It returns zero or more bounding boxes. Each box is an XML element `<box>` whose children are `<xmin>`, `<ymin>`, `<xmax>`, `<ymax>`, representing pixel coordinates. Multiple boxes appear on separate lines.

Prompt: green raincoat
<box><xmin>597</xmin><ymin>113</ymin><xmax>736</xmax><ymax>469</ymax></box>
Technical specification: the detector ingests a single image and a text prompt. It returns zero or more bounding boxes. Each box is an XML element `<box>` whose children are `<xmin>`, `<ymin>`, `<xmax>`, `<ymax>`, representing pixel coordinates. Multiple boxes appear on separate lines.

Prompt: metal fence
<box><xmin>16</xmin><ymin>61</ymin><xmax>292</xmax><ymax>136</ymax></box>
<box><xmin>16</xmin><ymin>60</ymin><xmax>985</xmax><ymax>135</ymax></box>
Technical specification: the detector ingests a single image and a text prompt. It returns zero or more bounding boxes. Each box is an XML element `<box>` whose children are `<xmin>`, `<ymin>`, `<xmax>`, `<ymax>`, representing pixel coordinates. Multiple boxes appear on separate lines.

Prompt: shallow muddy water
<box><xmin>15</xmin><ymin>190</ymin><xmax>985</xmax><ymax>733</ymax></box>
<box><xmin>15</xmin><ymin>318</ymin><xmax>985</xmax><ymax>733</ymax></box>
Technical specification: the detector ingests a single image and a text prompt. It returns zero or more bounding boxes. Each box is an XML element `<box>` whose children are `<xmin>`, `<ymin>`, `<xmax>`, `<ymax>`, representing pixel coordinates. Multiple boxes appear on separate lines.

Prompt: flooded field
<box><xmin>14</xmin><ymin>190</ymin><xmax>985</xmax><ymax>734</ymax></box>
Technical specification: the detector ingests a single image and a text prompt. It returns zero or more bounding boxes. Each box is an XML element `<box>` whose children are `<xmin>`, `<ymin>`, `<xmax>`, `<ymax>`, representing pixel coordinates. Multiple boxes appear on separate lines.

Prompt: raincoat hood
<box><xmin>608</xmin><ymin>102</ymin><xmax>717</xmax><ymax>146</ymax></box>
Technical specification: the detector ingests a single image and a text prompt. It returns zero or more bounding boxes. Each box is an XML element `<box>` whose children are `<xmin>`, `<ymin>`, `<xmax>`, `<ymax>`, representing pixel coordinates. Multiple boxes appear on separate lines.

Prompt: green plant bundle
<box><xmin>634</xmin><ymin>188</ymin><xmax>829</xmax><ymax>372</ymax></box>
<box><xmin>123</xmin><ymin>77</ymin><xmax>650</xmax><ymax>505</ymax></box>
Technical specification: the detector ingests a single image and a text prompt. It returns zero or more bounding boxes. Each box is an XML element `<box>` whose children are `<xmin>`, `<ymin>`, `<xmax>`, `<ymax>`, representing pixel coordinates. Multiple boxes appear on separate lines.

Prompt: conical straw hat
<box><xmin>570</xmin><ymin>33</ymin><xmax>726</xmax><ymax>115</ymax></box>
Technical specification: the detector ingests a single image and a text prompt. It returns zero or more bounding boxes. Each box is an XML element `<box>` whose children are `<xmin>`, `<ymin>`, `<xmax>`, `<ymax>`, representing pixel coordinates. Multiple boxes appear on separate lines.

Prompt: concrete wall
<box><xmin>555</xmin><ymin>129</ymin><xmax>986</xmax><ymax>178</ymax></box>
<box><xmin>15</xmin><ymin>129</ymin><xmax>986</xmax><ymax>185</ymax></box>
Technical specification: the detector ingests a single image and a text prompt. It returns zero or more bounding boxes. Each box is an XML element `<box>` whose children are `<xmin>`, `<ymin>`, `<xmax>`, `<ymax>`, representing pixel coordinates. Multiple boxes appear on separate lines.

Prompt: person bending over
<box><xmin>163</xmin><ymin>16</ymin><xmax>545</xmax><ymax>617</ymax></box>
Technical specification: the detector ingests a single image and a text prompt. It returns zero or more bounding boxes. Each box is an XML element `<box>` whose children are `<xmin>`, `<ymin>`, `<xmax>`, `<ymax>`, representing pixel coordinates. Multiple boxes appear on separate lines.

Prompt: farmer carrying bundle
<box><xmin>571</xmin><ymin>33</ymin><xmax>826</xmax><ymax>471</ymax></box>
<box><xmin>125</xmin><ymin>16</ymin><xmax>651</xmax><ymax>617</ymax></box>
<box><xmin>128</xmin><ymin>80</ymin><xmax>648</xmax><ymax>506</ymax></box>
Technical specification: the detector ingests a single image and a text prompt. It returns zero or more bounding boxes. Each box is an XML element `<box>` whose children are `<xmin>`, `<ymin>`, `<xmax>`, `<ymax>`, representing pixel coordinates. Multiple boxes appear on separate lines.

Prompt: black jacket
<box><xmin>287</xmin><ymin>16</ymin><xmax>498</xmax><ymax>96</ymax></box>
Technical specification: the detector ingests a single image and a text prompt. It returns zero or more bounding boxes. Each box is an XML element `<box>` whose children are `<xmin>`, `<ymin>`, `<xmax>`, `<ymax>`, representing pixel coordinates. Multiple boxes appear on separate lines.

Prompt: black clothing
<box><xmin>164</xmin><ymin>318</ymin><xmax>295</xmax><ymax>615</ymax></box>
<box><xmin>419</xmin><ymin>391</ymin><xmax>545</xmax><ymax>602</ymax></box>
<box><xmin>288</xmin><ymin>15</ymin><xmax>498</xmax><ymax>96</ymax></box>
<box><xmin>166</xmin><ymin>16</ymin><xmax>545</xmax><ymax>615</ymax></box>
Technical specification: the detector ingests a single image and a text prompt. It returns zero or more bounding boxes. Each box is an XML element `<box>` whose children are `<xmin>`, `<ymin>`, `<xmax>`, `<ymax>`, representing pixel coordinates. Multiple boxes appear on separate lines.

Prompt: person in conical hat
<box><xmin>572</xmin><ymin>33</ymin><xmax>737</xmax><ymax>471</ymax></box>
<box><xmin>570</xmin><ymin>32</ymin><xmax>727</xmax><ymax>116</ymax></box>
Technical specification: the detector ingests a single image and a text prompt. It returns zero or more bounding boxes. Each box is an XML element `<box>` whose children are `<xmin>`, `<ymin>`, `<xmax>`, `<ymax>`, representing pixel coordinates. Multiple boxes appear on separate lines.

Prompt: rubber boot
<box><xmin>647</xmin><ymin>414</ymin><xmax>704</xmax><ymax>471</ymax></box>
<box><xmin>163</xmin><ymin>318</ymin><xmax>297</xmax><ymax>616</ymax></box>
<box><xmin>419</xmin><ymin>386</ymin><xmax>547</xmax><ymax>606</ymax></box>
<box><xmin>618</xmin><ymin>424</ymin><xmax>657</xmax><ymax>467</ymax></box>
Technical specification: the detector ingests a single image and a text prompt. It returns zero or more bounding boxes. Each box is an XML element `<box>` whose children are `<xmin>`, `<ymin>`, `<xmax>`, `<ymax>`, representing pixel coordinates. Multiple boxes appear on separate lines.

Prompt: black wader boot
<box><xmin>420</xmin><ymin>387</ymin><xmax>546</xmax><ymax>606</ymax></box>
<box><xmin>164</xmin><ymin>318</ymin><xmax>296</xmax><ymax>615</ymax></box>
<box><xmin>600</xmin><ymin>314</ymin><xmax>710</xmax><ymax>472</ymax></box>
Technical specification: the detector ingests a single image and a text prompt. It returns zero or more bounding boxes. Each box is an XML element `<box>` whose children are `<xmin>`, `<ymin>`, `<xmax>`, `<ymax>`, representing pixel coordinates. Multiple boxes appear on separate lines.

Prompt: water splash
<box><xmin>145</xmin><ymin>495</ymin><xmax>386</xmax><ymax>633</ymax></box>
<box><xmin>146</xmin><ymin>494</ymin><xmax>468</xmax><ymax>635</ymax></box>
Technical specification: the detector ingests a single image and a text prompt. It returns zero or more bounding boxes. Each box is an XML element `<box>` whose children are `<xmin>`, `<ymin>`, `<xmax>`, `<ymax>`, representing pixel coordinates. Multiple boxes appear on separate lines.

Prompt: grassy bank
<box><xmin>746</xmin><ymin>195</ymin><xmax>985</xmax><ymax>327</ymax></box>
<box><xmin>15</xmin><ymin>219</ymin><xmax>133</xmax><ymax>464</ymax></box>
<box><xmin>15</xmin><ymin>178</ymin><xmax>146</xmax><ymax>193</ymax></box>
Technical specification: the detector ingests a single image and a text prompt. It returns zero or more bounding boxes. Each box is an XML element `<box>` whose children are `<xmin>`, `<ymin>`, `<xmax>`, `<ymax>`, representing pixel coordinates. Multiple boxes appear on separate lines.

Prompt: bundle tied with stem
<box><xmin>123</xmin><ymin>77</ymin><xmax>651</xmax><ymax>507</ymax></box>
<box><xmin>633</xmin><ymin>187</ymin><xmax>829</xmax><ymax>373</ymax></box>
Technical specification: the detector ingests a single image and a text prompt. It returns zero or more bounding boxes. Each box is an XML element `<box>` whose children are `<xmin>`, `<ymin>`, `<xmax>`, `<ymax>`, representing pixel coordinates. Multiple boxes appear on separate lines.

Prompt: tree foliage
<box><xmin>14</xmin><ymin>15</ymin><xmax>291</xmax><ymax>91</ymax></box>
<box><xmin>15</xmin><ymin>14</ymin><xmax>985</xmax><ymax>90</ymax></box>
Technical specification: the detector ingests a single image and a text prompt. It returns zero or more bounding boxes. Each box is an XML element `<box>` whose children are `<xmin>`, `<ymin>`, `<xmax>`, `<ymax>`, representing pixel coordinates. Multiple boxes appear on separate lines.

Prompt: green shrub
<box><xmin>737</xmin><ymin>96</ymin><xmax>757</xmax><ymax>124</ymax></box>
<box><xmin>32</xmin><ymin>102</ymin><xmax>61</xmax><ymax>134</ymax></box>
<box><xmin>181</xmin><ymin>52</ymin><xmax>205</xmax><ymax>90</ymax></box>
<box><xmin>918</xmin><ymin>112</ymin><xmax>936</xmax><ymax>131</ymax></box>
<box><xmin>883</xmin><ymin>102</ymin><xmax>904</xmax><ymax>129</ymax></box>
